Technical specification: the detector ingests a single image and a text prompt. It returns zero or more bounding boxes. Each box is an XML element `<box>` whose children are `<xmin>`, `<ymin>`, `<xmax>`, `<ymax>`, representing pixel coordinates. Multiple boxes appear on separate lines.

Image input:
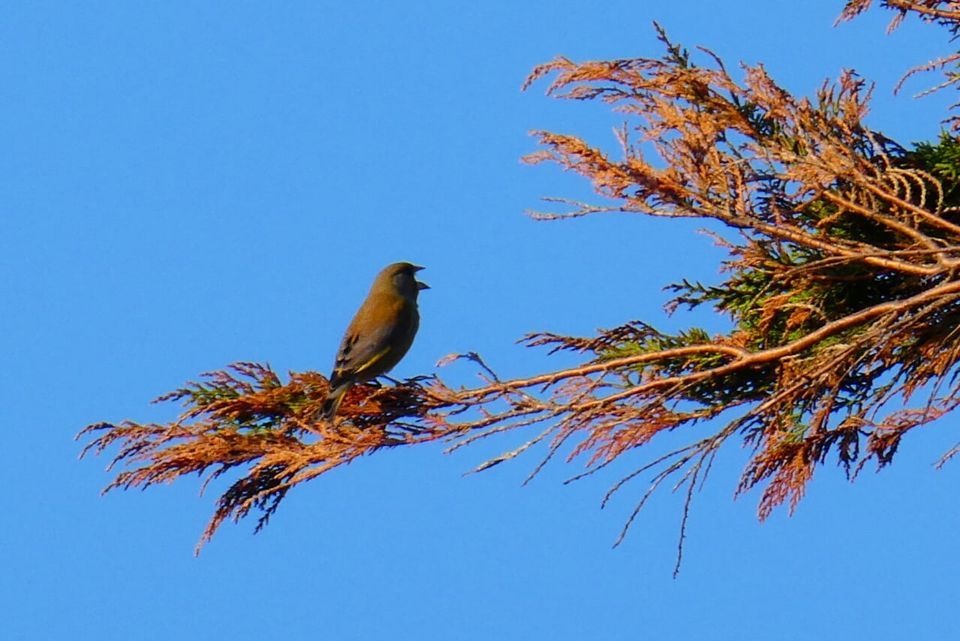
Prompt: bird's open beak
<box><xmin>412</xmin><ymin>265</ymin><xmax>428</xmax><ymax>289</ymax></box>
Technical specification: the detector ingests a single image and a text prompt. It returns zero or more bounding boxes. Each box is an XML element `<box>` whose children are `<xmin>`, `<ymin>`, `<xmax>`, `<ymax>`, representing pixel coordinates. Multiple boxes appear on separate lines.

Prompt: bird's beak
<box><xmin>412</xmin><ymin>265</ymin><xmax>428</xmax><ymax>289</ymax></box>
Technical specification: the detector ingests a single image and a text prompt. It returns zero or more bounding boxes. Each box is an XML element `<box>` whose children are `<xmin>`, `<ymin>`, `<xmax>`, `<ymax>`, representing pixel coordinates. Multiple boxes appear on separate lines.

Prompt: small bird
<box><xmin>321</xmin><ymin>262</ymin><xmax>429</xmax><ymax>420</ymax></box>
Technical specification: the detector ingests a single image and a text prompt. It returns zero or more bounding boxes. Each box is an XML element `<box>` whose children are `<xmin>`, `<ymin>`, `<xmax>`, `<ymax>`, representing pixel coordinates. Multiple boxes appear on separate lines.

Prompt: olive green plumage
<box><xmin>322</xmin><ymin>262</ymin><xmax>429</xmax><ymax>420</ymax></box>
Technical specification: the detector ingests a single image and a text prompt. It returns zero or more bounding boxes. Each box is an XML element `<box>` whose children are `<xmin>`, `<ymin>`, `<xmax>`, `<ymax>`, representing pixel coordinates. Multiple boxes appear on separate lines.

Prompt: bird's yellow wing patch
<box><xmin>350</xmin><ymin>345</ymin><xmax>393</xmax><ymax>377</ymax></box>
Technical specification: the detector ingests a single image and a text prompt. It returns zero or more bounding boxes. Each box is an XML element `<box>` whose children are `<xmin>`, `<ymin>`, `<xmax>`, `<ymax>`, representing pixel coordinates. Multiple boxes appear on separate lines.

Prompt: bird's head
<box><xmin>377</xmin><ymin>262</ymin><xmax>429</xmax><ymax>300</ymax></box>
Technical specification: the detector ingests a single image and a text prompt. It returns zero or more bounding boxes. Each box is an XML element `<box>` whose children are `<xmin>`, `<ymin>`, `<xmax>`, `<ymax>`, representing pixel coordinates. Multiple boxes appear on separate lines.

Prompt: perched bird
<box><xmin>321</xmin><ymin>262</ymin><xmax>429</xmax><ymax>420</ymax></box>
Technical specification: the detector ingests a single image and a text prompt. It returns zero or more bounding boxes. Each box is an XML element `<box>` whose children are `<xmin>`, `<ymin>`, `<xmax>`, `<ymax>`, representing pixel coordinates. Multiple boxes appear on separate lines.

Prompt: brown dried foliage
<box><xmin>79</xmin><ymin>364</ymin><xmax>450</xmax><ymax>553</ymax></box>
<box><xmin>840</xmin><ymin>1</ymin><xmax>960</xmax><ymax>122</ymax></box>
<box><xmin>80</xmin><ymin>2</ymin><xmax>960</xmax><ymax>571</ymax></box>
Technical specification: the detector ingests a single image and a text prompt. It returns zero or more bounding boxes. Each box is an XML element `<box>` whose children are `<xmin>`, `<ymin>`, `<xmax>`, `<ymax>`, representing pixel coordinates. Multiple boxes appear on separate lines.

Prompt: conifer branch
<box><xmin>80</xmin><ymin>3</ymin><xmax>960</xmax><ymax>568</ymax></box>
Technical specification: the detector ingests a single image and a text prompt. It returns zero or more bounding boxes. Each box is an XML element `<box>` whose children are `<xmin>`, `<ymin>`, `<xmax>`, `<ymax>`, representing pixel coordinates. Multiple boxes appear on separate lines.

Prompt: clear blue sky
<box><xmin>2</xmin><ymin>2</ymin><xmax>958</xmax><ymax>639</ymax></box>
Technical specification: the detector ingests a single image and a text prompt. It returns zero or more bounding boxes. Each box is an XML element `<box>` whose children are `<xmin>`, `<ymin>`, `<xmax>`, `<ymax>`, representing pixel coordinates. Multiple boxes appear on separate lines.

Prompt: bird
<box><xmin>321</xmin><ymin>262</ymin><xmax>429</xmax><ymax>420</ymax></box>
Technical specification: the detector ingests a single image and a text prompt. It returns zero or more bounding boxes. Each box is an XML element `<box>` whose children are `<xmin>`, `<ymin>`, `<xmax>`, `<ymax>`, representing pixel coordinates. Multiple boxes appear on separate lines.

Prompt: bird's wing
<box><xmin>330</xmin><ymin>331</ymin><xmax>392</xmax><ymax>384</ymax></box>
<box><xmin>329</xmin><ymin>296</ymin><xmax>407</xmax><ymax>387</ymax></box>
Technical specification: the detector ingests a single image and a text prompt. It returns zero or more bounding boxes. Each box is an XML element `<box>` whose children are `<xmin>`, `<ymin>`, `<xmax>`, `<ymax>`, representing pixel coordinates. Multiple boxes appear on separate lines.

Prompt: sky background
<box><xmin>2</xmin><ymin>2</ymin><xmax>958</xmax><ymax>640</ymax></box>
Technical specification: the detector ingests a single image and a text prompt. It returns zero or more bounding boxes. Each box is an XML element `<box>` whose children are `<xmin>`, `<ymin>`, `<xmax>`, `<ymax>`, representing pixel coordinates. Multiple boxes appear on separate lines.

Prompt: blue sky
<box><xmin>2</xmin><ymin>2</ymin><xmax>958</xmax><ymax>639</ymax></box>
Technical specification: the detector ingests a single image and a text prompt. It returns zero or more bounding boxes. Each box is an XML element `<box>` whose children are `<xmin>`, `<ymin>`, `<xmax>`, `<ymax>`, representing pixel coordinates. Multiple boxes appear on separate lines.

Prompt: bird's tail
<box><xmin>321</xmin><ymin>382</ymin><xmax>351</xmax><ymax>421</ymax></box>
